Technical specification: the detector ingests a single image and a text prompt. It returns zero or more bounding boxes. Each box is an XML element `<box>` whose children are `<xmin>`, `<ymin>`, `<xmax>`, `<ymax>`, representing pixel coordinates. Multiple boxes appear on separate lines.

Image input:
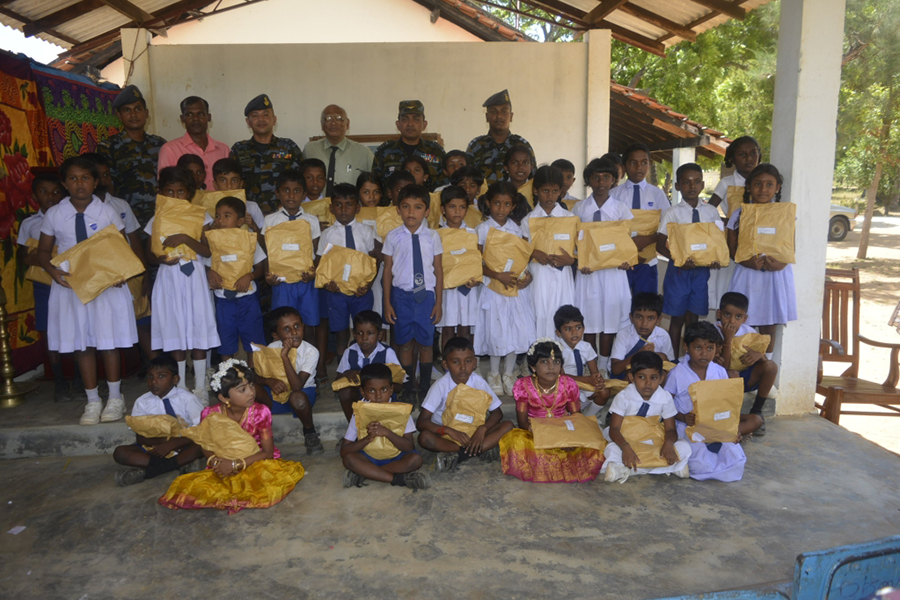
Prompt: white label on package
<box><xmin>455</xmin><ymin>413</ymin><xmax>474</xmax><ymax>424</ymax></box>
<box><xmin>598</xmin><ymin>243</ymin><xmax>616</xmax><ymax>252</ymax></box>
<box><xmin>281</xmin><ymin>243</ymin><xmax>300</xmax><ymax>251</ymax></box>
<box><xmin>690</xmin><ymin>243</ymin><xmax>708</xmax><ymax>251</ymax></box>
<box><xmin>341</xmin><ymin>264</ymin><xmax>352</xmax><ymax>281</ymax></box>
<box><xmin>564</xmin><ymin>419</ymin><xmax>575</xmax><ymax>431</ymax></box>
<box><xmin>578</xmin><ymin>230</ymin><xmax>585</xmax><ymax>241</ymax></box>
<box><xmin>504</xmin><ymin>258</ymin><xmax>514</xmax><ymax>272</ymax></box>
<box><xmin>713</xmin><ymin>411</ymin><xmax>731</xmax><ymax>421</ymax></box>
<box><xmin>554</xmin><ymin>233</ymin><xmax>571</xmax><ymax>241</ymax></box>
<box><xmin>640</xmin><ymin>439</ymin><xmax>655</xmax><ymax>445</ymax></box>
<box><xmin>757</xmin><ymin>227</ymin><xmax>777</xmax><ymax>235</ymax></box>
<box><xmin>450</xmin><ymin>248</ymin><xmax>467</xmax><ymax>256</ymax></box>
<box><xmin>362</xmin><ymin>219</ymin><xmax>376</xmax><ymax>227</ymax></box>
<box><xmin>220</xmin><ymin>254</ymin><xmax>238</xmax><ymax>263</ymax></box>
<box><xmin>631</xmin><ymin>231</ymin><xmax>638</xmax><ymax>238</ymax></box>
<box><xmin>323</xmin><ymin>243</ymin><xmax>334</xmax><ymax>254</ymax></box>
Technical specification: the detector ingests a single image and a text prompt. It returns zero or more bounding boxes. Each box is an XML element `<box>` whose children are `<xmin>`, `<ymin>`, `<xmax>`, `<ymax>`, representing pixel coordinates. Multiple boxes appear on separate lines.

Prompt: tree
<box><xmin>472</xmin><ymin>1</ymin><xmax>577</xmax><ymax>42</ymax></box>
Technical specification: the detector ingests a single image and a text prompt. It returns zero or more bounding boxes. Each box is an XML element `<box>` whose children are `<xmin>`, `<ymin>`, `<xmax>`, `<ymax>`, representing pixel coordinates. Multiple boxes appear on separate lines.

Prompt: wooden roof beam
<box><xmin>101</xmin><ymin>0</ymin><xmax>156</xmax><ymax>24</ymax></box>
<box><xmin>620</xmin><ymin>3</ymin><xmax>697</xmax><ymax>42</ymax></box>
<box><xmin>600</xmin><ymin>22</ymin><xmax>666</xmax><ymax>56</ymax></box>
<box><xmin>643</xmin><ymin>135</ymin><xmax>711</xmax><ymax>152</ymax></box>
<box><xmin>689</xmin><ymin>0</ymin><xmax>746</xmax><ymax>20</ymax></box>
<box><xmin>584</xmin><ymin>0</ymin><xmax>627</xmax><ymax>24</ymax></box>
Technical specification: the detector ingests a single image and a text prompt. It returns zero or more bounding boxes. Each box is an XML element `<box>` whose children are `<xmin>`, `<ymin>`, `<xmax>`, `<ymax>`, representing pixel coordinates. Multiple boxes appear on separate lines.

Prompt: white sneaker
<box><xmin>674</xmin><ymin>462</ymin><xmax>690</xmax><ymax>479</ymax></box>
<box><xmin>487</xmin><ymin>372</ymin><xmax>504</xmax><ymax>396</ymax></box>
<box><xmin>80</xmin><ymin>402</ymin><xmax>102</xmax><ymax>425</ymax></box>
<box><xmin>192</xmin><ymin>387</ymin><xmax>209</xmax><ymax>406</ymax></box>
<box><xmin>100</xmin><ymin>397</ymin><xmax>126</xmax><ymax>422</ymax></box>
<box><xmin>604</xmin><ymin>462</ymin><xmax>630</xmax><ymax>484</ymax></box>
<box><xmin>501</xmin><ymin>374</ymin><xmax>516</xmax><ymax>397</ymax></box>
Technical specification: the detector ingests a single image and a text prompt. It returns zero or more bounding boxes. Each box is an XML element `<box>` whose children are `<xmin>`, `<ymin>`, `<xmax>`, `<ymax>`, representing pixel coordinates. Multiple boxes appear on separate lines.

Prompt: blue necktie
<box><xmin>573</xmin><ymin>348</ymin><xmax>583</xmax><ymax>377</ymax></box>
<box><xmin>632</xmin><ymin>185</ymin><xmax>641</xmax><ymax>210</ymax></box>
<box><xmin>287</xmin><ymin>212</ymin><xmax>298</xmax><ymax>221</ymax></box>
<box><xmin>180</xmin><ymin>261</ymin><xmax>194</xmax><ymax>277</ymax></box>
<box><xmin>692</xmin><ymin>208</ymin><xmax>700</xmax><ymax>223</ymax></box>
<box><xmin>636</xmin><ymin>401</ymin><xmax>650</xmax><ymax>417</ymax></box>
<box><xmin>707</xmin><ymin>442</ymin><xmax>722</xmax><ymax>453</ymax></box>
<box><xmin>411</xmin><ymin>233</ymin><xmax>426</xmax><ymax>303</ymax></box>
<box><xmin>75</xmin><ymin>213</ymin><xmax>88</xmax><ymax>243</ymax></box>
<box><xmin>161</xmin><ymin>397</ymin><xmax>177</xmax><ymax>418</ymax></box>
<box><xmin>457</xmin><ymin>283</ymin><xmax>471</xmax><ymax>296</ymax></box>
<box><xmin>223</xmin><ymin>289</ymin><xmax>238</xmax><ymax>299</ymax></box>
<box><xmin>593</xmin><ymin>210</ymin><xmax>603</xmax><ymax>222</ymax></box>
<box><xmin>345</xmin><ymin>225</ymin><xmax>356</xmax><ymax>250</ymax></box>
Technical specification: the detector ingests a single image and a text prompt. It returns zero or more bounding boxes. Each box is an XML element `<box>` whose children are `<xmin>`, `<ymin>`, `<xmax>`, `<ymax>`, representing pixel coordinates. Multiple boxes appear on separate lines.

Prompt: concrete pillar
<box><xmin>585</xmin><ymin>30</ymin><xmax>611</xmax><ymax>197</ymax></box>
<box><xmin>769</xmin><ymin>0</ymin><xmax>846</xmax><ymax>415</ymax></box>
<box><xmin>120</xmin><ymin>28</ymin><xmax>157</xmax><ymax>134</ymax></box>
<box><xmin>671</xmin><ymin>146</ymin><xmax>696</xmax><ymax>204</ymax></box>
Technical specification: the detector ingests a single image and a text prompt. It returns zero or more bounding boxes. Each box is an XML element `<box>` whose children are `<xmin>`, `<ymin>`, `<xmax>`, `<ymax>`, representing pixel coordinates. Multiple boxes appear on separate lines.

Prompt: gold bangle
<box><xmin>237</xmin><ymin>458</ymin><xmax>247</xmax><ymax>472</ymax></box>
<box><xmin>206</xmin><ymin>455</ymin><xmax>218</xmax><ymax>469</ymax></box>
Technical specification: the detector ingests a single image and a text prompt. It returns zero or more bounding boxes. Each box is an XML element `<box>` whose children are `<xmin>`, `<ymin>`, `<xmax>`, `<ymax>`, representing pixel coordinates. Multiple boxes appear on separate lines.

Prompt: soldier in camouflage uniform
<box><xmin>466</xmin><ymin>89</ymin><xmax>535</xmax><ymax>185</ymax></box>
<box><xmin>98</xmin><ymin>85</ymin><xmax>166</xmax><ymax>228</ymax></box>
<box><xmin>372</xmin><ymin>100</ymin><xmax>445</xmax><ymax>192</ymax></box>
<box><xmin>230</xmin><ymin>94</ymin><xmax>302</xmax><ymax>214</ymax></box>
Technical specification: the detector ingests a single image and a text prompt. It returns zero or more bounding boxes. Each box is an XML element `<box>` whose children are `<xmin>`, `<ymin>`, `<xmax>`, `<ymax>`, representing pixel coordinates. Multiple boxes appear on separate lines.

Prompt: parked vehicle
<box><xmin>829</xmin><ymin>204</ymin><xmax>857</xmax><ymax>241</ymax></box>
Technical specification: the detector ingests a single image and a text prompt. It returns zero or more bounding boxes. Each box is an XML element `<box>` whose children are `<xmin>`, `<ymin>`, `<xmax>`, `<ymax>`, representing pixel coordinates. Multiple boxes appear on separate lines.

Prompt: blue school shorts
<box><xmin>266</xmin><ymin>385</ymin><xmax>318</xmax><ymax>419</ymax></box>
<box><xmin>390</xmin><ymin>287</ymin><xmax>435</xmax><ymax>346</ymax></box>
<box><xmin>360</xmin><ymin>449</ymin><xmax>419</xmax><ymax>467</ymax></box>
<box><xmin>739</xmin><ymin>366</ymin><xmax>760</xmax><ymax>392</ymax></box>
<box><xmin>215</xmin><ymin>292</ymin><xmax>267</xmax><ymax>355</ymax></box>
<box><xmin>628</xmin><ymin>262</ymin><xmax>658</xmax><ymax>295</ymax></box>
<box><xmin>271</xmin><ymin>280</ymin><xmax>320</xmax><ymax>327</ymax></box>
<box><xmin>325</xmin><ymin>289</ymin><xmax>374</xmax><ymax>332</ymax></box>
<box><xmin>32</xmin><ymin>282</ymin><xmax>50</xmax><ymax>332</ymax></box>
<box><xmin>662</xmin><ymin>265</ymin><xmax>711</xmax><ymax>317</ymax></box>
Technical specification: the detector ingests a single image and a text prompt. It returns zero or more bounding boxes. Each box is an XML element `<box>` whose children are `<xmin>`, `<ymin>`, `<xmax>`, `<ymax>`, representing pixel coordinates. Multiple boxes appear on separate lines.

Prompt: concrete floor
<box><xmin>2</xmin><ymin>415</ymin><xmax>899</xmax><ymax>599</ymax></box>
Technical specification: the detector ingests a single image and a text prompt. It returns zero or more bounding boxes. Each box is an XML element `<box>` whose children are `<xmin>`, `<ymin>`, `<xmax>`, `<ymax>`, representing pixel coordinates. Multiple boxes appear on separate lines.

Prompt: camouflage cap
<box><xmin>398</xmin><ymin>100</ymin><xmax>425</xmax><ymax>116</ymax></box>
<box><xmin>483</xmin><ymin>89</ymin><xmax>511</xmax><ymax>108</ymax></box>
<box><xmin>244</xmin><ymin>93</ymin><xmax>273</xmax><ymax>116</ymax></box>
<box><xmin>112</xmin><ymin>85</ymin><xmax>145</xmax><ymax>110</ymax></box>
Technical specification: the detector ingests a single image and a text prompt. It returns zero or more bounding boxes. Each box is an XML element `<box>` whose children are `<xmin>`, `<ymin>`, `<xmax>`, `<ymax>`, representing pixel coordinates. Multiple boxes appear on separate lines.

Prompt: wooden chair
<box><xmin>816</xmin><ymin>267</ymin><xmax>900</xmax><ymax>424</ymax></box>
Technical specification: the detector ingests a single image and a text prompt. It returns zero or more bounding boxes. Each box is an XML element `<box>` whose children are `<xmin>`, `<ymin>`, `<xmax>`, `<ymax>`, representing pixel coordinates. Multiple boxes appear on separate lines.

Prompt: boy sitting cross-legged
<box><xmin>416</xmin><ymin>337</ymin><xmax>514</xmax><ymax>472</ymax></box>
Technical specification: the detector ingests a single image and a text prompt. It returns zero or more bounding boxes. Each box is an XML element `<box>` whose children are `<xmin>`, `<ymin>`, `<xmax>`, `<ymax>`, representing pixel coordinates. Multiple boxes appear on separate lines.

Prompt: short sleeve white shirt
<box><xmin>262</xmin><ymin>208</ymin><xmax>321</xmax><ymax>239</ymax></box>
<box><xmin>421</xmin><ymin>372</ymin><xmax>502</xmax><ymax>425</ymax></box>
<box><xmin>609</xmin><ymin>383</ymin><xmax>677</xmax><ymax>419</ymax></box>
<box><xmin>130</xmin><ymin>387</ymin><xmax>204</xmax><ymax>427</ymax></box>
<box><xmin>265</xmin><ymin>339</ymin><xmax>319</xmax><ymax>382</ymax></box>
<box><xmin>41</xmin><ymin>196</ymin><xmax>125</xmax><ymax>253</ymax></box>
<box><xmin>382</xmin><ymin>222</ymin><xmax>442</xmax><ymax>292</ymax></box>
<box><xmin>317</xmin><ymin>220</ymin><xmax>375</xmax><ymax>256</ymax></box>
<box><xmin>611</xmin><ymin>324</ymin><xmax>674</xmax><ymax>361</ymax></box>
<box><xmin>658</xmin><ymin>201</ymin><xmax>724</xmax><ymax>235</ymax></box>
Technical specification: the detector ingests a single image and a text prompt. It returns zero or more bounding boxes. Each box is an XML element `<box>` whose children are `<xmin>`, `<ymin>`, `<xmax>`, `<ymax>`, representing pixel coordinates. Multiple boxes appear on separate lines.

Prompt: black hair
<box><xmin>631</xmin><ymin>292</ymin><xmax>663</xmax><ymax>316</ymax></box>
<box><xmin>443</xmin><ymin>149</ymin><xmax>473</xmax><ymax>170</ymax></box>
<box><xmin>532</xmin><ymin>165</ymin><xmax>564</xmax><ymax>193</ymax></box>
<box><xmin>440</xmin><ymin>185</ymin><xmax>468</xmax><ymax>207</ymax></box>
<box><xmin>724</xmin><ymin>136</ymin><xmax>761</xmax><ymax>169</ymax></box>
<box><xmin>81</xmin><ymin>152</ymin><xmax>111</xmax><ymax>169</ymax></box>
<box><xmin>212</xmin><ymin>157</ymin><xmax>243</xmax><ymax>179</ymax></box>
<box><xmin>397</xmin><ymin>183</ymin><xmax>430</xmax><ymax>209</ymax></box>
<box><xmin>443</xmin><ymin>336</ymin><xmax>475</xmax><ymax>357</ymax></box>
<box><xmin>215</xmin><ymin>196</ymin><xmax>246</xmax><ymax>217</ymax></box>
<box><xmin>479</xmin><ymin>181</ymin><xmax>528</xmax><ymax>223</ymax></box>
<box><xmin>743</xmin><ymin>163</ymin><xmax>783</xmax><ymax>204</ymax></box>
<box><xmin>386</xmin><ymin>170</ymin><xmax>416</xmax><ymax>201</ymax></box>
<box><xmin>360</xmin><ymin>363</ymin><xmax>393</xmax><ymax>387</ymax></box>
<box><xmin>58</xmin><ymin>156</ymin><xmax>99</xmax><ymax>181</ymax></box>
<box><xmin>352</xmin><ymin>310</ymin><xmax>383</xmax><ymax>330</ymax></box>
<box><xmin>215</xmin><ymin>361</ymin><xmax>256</xmax><ymax>399</ymax></box>
<box><xmin>600</xmin><ymin>152</ymin><xmax>624</xmax><ymax>168</ymax></box>
<box><xmin>403</xmin><ymin>154</ymin><xmax>431</xmax><ymax>181</ymax></box>
<box><xmin>299</xmin><ymin>158</ymin><xmax>326</xmax><ymax>176</ymax></box>
<box><xmin>450</xmin><ymin>165</ymin><xmax>484</xmax><ymax>187</ymax></box>
<box><xmin>504</xmin><ymin>144</ymin><xmax>532</xmax><ymax>167</ymax></box>
<box><xmin>176</xmin><ymin>153</ymin><xmax>204</xmax><ymax>170</ymax></box>
<box><xmin>675</xmin><ymin>162</ymin><xmax>704</xmax><ymax>181</ymax></box>
<box><xmin>622</xmin><ymin>142</ymin><xmax>651</xmax><ymax>164</ymax></box>
<box><xmin>630</xmin><ymin>350</ymin><xmax>663</xmax><ymax>376</ymax></box>
<box><xmin>331</xmin><ymin>183</ymin><xmax>359</xmax><ymax>204</ymax></box>
<box><xmin>265</xmin><ymin>306</ymin><xmax>302</xmax><ymax>336</ymax></box>
<box><xmin>356</xmin><ymin>171</ymin><xmax>382</xmax><ymax>192</ymax></box>
<box><xmin>158</xmin><ymin>166</ymin><xmax>197</xmax><ymax>200</ymax></box>
<box><xmin>31</xmin><ymin>172</ymin><xmax>62</xmax><ymax>195</ymax></box>
<box><xmin>275</xmin><ymin>169</ymin><xmax>306</xmax><ymax>190</ymax></box>
<box><xmin>527</xmin><ymin>340</ymin><xmax>563</xmax><ymax>372</ymax></box>
<box><xmin>146</xmin><ymin>354</ymin><xmax>178</xmax><ymax>377</ymax></box>
<box><xmin>553</xmin><ymin>304</ymin><xmax>584</xmax><ymax>332</ymax></box>
<box><xmin>180</xmin><ymin>96</ymin><xmax>209</xmax><ymax>114</ymax></box>
<box><xmin>683</xmin><ymin>321</ymin><xmax>723</xmax><ymax>346</ymax></box>
<box><xmin>719</xmin><ymin>291</ymin><xmax>749</xmax><ymax>312</ymax></box>
<box><xmin>583</xmin><ymin>158</ymin><xmax>619</xmax><ymax>183</ymax></box>
<box><xmin>551</xmin><ymin>158</ymin><xmax>575</xmax><ymax>173</ymax></box>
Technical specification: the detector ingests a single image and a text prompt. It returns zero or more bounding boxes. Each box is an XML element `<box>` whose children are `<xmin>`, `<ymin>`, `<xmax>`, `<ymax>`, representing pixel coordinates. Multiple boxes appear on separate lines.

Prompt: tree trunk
<box><xmin>857</xmin><ymin>160</ymin><xmax>883</xmax><ymax>258</ymax></box>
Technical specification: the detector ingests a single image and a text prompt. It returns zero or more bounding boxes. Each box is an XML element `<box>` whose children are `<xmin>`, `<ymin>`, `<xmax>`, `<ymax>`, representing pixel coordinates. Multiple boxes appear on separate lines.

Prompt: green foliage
<box><xmin>471</xmin><ymin>1</ymin><xmax>577</xmax><ymax>42</ymax></box>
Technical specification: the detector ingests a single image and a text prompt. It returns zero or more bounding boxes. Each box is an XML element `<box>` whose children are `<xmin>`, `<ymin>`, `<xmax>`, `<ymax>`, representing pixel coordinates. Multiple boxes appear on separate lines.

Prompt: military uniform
<box><xmin>230</xmin><ymin>136</ymin><xmax>302</xmax><ymax>214</ymax></box>
<box><xmin>466</xmin><ymin>133</ymin><xmax>534</xmax><ymax>185</ymax></box>
<box><xmin>372</xmin><ymin>100</ymin><xmax>445</xmax><ymax>191</ymax></box>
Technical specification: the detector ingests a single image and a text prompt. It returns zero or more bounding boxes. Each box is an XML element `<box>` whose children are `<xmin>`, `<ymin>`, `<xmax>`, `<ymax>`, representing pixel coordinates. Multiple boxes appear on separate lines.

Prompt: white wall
<box><xmin>141</xmin><ymin>41</ymin><xmax>591</xmax><ymax>176</ymax></box>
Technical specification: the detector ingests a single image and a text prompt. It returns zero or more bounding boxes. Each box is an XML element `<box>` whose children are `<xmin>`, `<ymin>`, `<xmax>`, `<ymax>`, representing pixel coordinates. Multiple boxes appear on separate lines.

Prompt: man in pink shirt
<box><xmin>157</xmin><ymin>96</ymin><xmax>230</xmax><ymax>190</ymax></box>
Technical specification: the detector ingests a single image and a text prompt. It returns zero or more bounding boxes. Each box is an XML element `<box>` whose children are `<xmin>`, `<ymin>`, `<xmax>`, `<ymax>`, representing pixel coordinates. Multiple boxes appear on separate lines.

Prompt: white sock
<box><xmin>503</xmin><ymin>352</ymin><xmax>517</xmax><ymax>376</ymax></box>
<box><xmin>598</xmin><ymin>355</ymin><xmax>610</xmax><ymax>373</ymax></box>
<box><xmin>86</xmin><ymin>387</ymin><xmax>101</xmax><ymax>403</ymax></box>
<box><xmin>765</xmin><ymin>352</ymin><xmax>773</xmax><ymax>361</ymax></box>
<box><xmin>489</xmin><ymin>355</ymin><xmax>501</xmax><ymax>375</ymax></box>
<box><xmin>193</xmin><ymin>358</ymin><xmax>208</xmax><ymax>389</ymax></box>
<box><xmin>107</xmin><ymin>380</ymin><xmax>121</xmax><ymax>399</ymax></box>
<box><xmin>177</xmin><ymin>360</ymin><xmax>188</xmax><ymax>389</ymax></box>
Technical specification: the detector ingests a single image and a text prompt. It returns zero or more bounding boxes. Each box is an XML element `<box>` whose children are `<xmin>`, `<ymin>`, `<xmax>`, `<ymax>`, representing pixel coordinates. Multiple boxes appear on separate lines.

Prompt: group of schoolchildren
<box><xmin>19</xmin><ymin>123</ymin><xmax>796</xmax><ymax>511</ymax></box>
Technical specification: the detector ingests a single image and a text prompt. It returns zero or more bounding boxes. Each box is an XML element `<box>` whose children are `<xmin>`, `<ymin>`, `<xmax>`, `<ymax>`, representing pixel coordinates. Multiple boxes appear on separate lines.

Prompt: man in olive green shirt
<box><xmin>302</xmin><ymin>105</ymin><xmax>374</xmax><ymax>196</ymax></box>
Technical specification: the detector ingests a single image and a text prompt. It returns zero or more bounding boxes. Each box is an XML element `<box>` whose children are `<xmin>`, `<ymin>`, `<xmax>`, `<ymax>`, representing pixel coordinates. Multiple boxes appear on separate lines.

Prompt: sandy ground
<box><xmin>823</xmin><ymin>215</ymin><xmax>900</xmax><ymax>454</ymax></box>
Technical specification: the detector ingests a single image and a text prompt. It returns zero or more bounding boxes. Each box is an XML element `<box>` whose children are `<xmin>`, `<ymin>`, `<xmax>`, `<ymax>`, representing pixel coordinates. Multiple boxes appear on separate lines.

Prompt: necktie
<box><xmin>573</xmin><ymin>348</ymin><xmax>583</xmax><ymax>376</ymax></box>
<box><xmin>632</xmin><ymin>184</ymin><xmax>641</xmax><ymax>210</ymax></box>
<box><xmin>692</xmin><ymin>207</ymin><xmax>700</xmax><ymax>223</ymax></box>
<box><xmin>411</xmin><ymin>233</ymin><xmax>426</xmax><ymax>303</ymax></box>
<box><xmin>457</xmin><ymin>284</ymin><xmax>471</xmax><ymax>296</ymax></box>
<box><xmin>707</xmin><ymin>442</ymin><xmax>723</xmax><ymax>454</ymax></box>
<box><xmin>362</xmin><ymin>356</ymin><xmax>370</xmax><ymax>367</ymax></box>
<box><xmin>326</xmin><ymin>145</ymin><xmax>339</xmax><ymax>197</ymax></box>
<box><xmin>345</xmin><ymin>225</ymin><xmax>356</xmax><ymax>250</ymax></box>
<box><xmin>75</xmin><ymin>213</ymin><xmax>88</xmax><ymax>243</ymax></box>
<box><xmin>223</xmin><ymin>290</ymin><xmax>238</xmax><ymax>299</ymax></box>
<box><xmin>636</xmin><ymin>401</ymin><xmax>650</xmax><ymax>417</ymax></box>
<box><xmin>161</xmin><ymin>397</ymin><xmax>177</xmax><ymax>418</ymax></box>
<box><xmin>593</xmin><ymin>210</ymin><xmax>603</xmax><ymax>222</ymax></box>
<box><xmin>288</xmin><ymin>213</ymin><xmax>299</xmax><ymax>221</ymax></box>
<box><xmin>179</xmin><ymin>261</ymin><xmax>194</xmax><ymax>277</ymax></box>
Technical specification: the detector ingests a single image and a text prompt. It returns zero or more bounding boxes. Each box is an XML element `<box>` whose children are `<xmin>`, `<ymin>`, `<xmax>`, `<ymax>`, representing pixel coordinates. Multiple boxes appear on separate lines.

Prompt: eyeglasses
<box><xmin>323</xmin><ymin>115</ymin><xmax>346</xmax><ymax>123</ymax></box>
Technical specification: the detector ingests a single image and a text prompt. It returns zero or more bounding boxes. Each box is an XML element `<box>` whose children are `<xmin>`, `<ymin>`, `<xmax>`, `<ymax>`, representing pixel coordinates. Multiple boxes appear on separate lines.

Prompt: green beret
<box><xmin>112</xmin><ymin>85</ymin><xmax>145</xmax><ymax>110</ymax></box>
<box><xmin>483</xmin><ymin>89</ymin><xmax>511</xmax><ymax>108</ymax></box>
<box><xmin>398</xmin><ymin>100</ymin><xmax>425</xmax><ymax>116</ymax></box>
<box><xmin>244</xmin><ymin>94</ymin><xmax>273</xmax><ymax>116</ymax></box>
